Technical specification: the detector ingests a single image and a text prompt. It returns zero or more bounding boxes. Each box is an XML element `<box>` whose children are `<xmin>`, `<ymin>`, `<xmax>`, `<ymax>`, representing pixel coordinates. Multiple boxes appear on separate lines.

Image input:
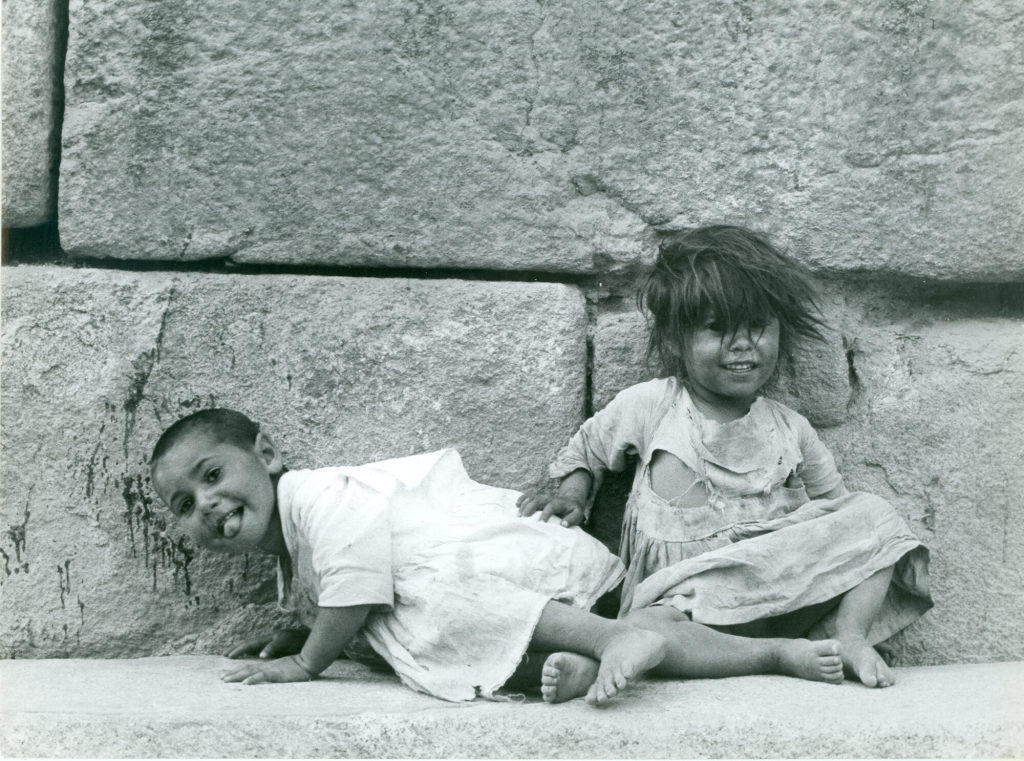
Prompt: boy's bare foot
<box><xmin>587</xmin><ymin>628</ymin><xmax>667</xmax><ymax>705</ymax></box>
<box><xmin>776</xmin><ymin>639</ymin><xmax>844</xmax><ymax>684</ymax></box>
<box><xmin>839</xmin><ymin>636</ymin><xmax>894</xmax><ymax>687</ymax></box>
<box><xmin>541</xmin><ymin>652</ymin><xmax>599</xmax><ymax>703</ymax></box>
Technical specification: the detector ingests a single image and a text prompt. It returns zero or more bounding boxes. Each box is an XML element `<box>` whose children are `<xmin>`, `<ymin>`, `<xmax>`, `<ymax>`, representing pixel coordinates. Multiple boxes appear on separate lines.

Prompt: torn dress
<box><xmin>550</xmin><ymin>377</ymin><xmax>931</xmax><ymax>643</ymax></box>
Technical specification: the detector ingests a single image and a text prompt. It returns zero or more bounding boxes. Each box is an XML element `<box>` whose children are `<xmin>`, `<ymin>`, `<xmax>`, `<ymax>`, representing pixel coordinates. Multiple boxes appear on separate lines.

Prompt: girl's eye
<box><xmin>178</xmin><ymin>498</ymin><xmax>194</xmax><ymax>516</ymax></box>
<box><xmin>204</xmin><ymin>467</ymin><xmax>221</xmax><ymax>484</ymax></box>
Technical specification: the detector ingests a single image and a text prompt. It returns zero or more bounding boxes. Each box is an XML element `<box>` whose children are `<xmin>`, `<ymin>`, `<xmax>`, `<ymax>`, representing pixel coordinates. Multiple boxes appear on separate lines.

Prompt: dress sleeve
<box><xmin>548</xmin><ymin>379</ymin><xmax>674</xmax><ymax>508</ymax></box>
<box><xmin>795</xmin><ymin>418</ymin><xmax>845</xmax><ymax>498</ymax></box>
<box><xmin>291</xmin><ymin>472</ymin><xmax>395</xmax><ymax>611</ymax></box>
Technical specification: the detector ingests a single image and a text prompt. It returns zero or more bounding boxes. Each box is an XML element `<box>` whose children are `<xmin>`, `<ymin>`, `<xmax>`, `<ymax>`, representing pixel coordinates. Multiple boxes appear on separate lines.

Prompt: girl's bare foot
<box><xmin>840</xmin><ymin>637</ymin><xmax>894</xmax><ymax>687</ymax></box>
<box><xmin>776</xmin><ymin>639</ymin><xmax>844</xmax><ymax>684</ymax></box>
<box><xmin>541</xmin><ymin>652</ymin><xmax>599</xmax><ymax>703</ymax></box>
<box><xmin>586</xmin><ymin>629</ymin><xmax>667</xmax><ymax>705</ymax></box>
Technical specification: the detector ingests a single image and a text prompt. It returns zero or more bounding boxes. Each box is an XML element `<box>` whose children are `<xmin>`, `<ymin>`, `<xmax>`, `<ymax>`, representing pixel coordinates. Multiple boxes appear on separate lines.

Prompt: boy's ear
<box><xmin>254</xmin><ymin>431</ymin><xmax>284</xmax><ymax>475</ymax></box>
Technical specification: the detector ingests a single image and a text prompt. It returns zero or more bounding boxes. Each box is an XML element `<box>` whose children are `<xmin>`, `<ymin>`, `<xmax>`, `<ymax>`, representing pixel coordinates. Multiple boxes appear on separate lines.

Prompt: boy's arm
<box><xmin>294</xmin><ymin>605</ymin><xmax>372</xmax><ymax>676</ymax></box>
<box><xmin>222</xmin><ymin>605</ymin><xmax>372</xmax><ymax>685</ymax></box>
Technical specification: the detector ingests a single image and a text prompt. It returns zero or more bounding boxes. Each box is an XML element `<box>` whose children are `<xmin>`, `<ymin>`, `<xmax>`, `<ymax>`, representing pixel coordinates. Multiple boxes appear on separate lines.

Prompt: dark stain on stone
<box><xmin>169</xmin><ymin>537</ymin><xmax>195</xmax><ymax>596</ymax></box>
<box><xmin>122</xmin><ymin>474</ymin><xmax>157</xmax><ymax>560</ymax></box>
<box><xmin>4</xmin><ymin>505</ymin><xmax>31</xmax><ymax>577</ymax></box>
<box><xmin>57</xmin><ymin>559</ymin><xmax>72</xmax><ymax>609</ymax></box>
<box><xmin>84</xmin><ymin>423</ymin><xmax>107</xmax><ymax>499</ymax></box>
<box><xmin>923</xmin><ymin>477</ymin><xmax>939</xmax><ymax>532</ymax></box>
<box><xmin>122</xmin><ymin>470</ymin><xmax>203</xmax><ymax>598</ymax></box>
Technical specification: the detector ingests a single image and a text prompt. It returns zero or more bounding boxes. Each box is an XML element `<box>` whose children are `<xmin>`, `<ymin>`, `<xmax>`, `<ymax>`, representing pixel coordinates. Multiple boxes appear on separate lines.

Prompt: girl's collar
<box><xmin>680</xmin><ymin>380</ymin><xmax>763</xmax><ymax>424</ymax></box>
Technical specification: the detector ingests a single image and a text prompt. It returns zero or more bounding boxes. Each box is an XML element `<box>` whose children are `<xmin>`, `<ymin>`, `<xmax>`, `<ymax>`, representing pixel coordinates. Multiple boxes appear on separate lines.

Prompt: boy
<box><xmin>149</xmin><ymin>409</ymin><xmax>666</xmax><ymax>703</ymax></box>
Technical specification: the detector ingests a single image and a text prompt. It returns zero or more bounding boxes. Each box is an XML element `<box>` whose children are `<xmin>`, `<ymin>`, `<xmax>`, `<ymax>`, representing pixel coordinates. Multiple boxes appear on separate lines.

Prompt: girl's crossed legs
<box><xmin>620</xmin><ymin>565</ymin><xmax>897</xmax><ymax>688</ymax></box>
<box><xmin>518</xmin><ymin>565</ymin><xmax>896</xmax><ymax>703</ymax></box>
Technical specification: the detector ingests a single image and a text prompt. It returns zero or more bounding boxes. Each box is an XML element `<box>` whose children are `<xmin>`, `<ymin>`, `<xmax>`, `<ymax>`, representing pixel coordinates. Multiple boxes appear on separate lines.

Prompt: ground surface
<box><xmin>1</xmin><ymin>656</ymin><xmax>1022</xmax><ymax>758</ymax></box>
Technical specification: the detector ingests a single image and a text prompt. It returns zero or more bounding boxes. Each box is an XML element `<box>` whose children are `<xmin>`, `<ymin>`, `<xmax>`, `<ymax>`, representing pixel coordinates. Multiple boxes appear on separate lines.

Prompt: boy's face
<box><xmin>151</xmin><ymin>430</ymin><xmax>283</xmax><ymax>555</ymax></box>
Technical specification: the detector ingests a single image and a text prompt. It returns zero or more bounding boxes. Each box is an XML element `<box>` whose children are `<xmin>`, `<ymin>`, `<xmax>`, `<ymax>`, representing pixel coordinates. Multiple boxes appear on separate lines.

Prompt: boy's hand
<box><xmin>225</xmin><ymin>627</ymin><xmax>310</xmax><ymax>660</ymax></box>
<box><xmin>221</xmin><ymin>655</ymin><xmax>315</xmax><ymax>685</ymax></box>
<box><xmin>516</xmin><ymin>493</ymin><xmax>586</xmax><ymax>527</ymax></box>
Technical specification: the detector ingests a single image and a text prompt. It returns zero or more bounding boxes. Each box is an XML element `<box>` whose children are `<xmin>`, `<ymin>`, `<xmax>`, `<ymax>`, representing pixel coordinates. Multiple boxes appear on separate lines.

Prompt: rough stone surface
<box><xmin>584</xmin><ymin>283</ymin><xmax>1024</xmax><ymax>667</ymax></box>
<box><xmin>0</xmin><ymin>265</ymin><xmax>586</xmax><ymax>657</ymax></box>
<box><xmin>58</xmin><ymin>2</ymin><xmax>1023</xmax><ymax>280</ymax></box>
<box><xmin>1</xmin><ymin>0</ymin><xmax>63</xmax><ymax>227</ymax></box>
<box><xmin>2</xmin><ymin>656</ymin><xmax>1022</xmax><ymax>758</ymax></box>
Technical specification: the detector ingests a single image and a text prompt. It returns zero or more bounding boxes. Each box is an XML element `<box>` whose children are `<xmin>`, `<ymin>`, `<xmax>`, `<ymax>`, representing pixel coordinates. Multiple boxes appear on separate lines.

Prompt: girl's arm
<box><xmin>522</xmin><ymin>379</ymin><xmax>676</xmax><ymax>525</ymax></box>
<box><xmin>795</xmin><ymin>414</ymin><xmax>849</xmax><ymax>500</ymax></box>
<box><xmin>222</xmin><ymin>605</ymin><xmax>372</xmax><ymax>685</ymax></box>
<box><xmin>518</xmin><ymin>468</ymin><xmax>592</xmax><ymax>526</ymax></box>
<box><xmin>813</xmin><ymin>482</ymin><xmax>849</xmax><ymax>500</ymax></box>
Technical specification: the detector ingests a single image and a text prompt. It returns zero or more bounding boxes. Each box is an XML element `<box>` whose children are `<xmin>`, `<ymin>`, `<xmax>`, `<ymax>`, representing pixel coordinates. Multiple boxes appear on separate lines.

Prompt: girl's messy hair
<box><xmin>638</xmin><ymin>224</ymin><xmax>827</xmax><ymax>380</ymax></box>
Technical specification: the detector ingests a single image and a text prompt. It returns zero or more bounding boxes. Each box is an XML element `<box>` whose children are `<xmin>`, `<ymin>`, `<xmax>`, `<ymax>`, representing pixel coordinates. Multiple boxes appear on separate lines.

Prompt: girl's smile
<box><xmin>683</xmin><ymin>315</ymin><xmax>780</xmax><ymax>420</ymax></box>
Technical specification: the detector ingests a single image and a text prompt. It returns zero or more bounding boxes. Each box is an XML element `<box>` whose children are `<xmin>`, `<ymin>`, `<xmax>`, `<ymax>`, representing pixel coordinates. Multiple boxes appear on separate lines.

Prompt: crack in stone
<box><xmin>121</xmin><ymin>288</ymin><xmax>175</xmax><ymax>460</ymax></box>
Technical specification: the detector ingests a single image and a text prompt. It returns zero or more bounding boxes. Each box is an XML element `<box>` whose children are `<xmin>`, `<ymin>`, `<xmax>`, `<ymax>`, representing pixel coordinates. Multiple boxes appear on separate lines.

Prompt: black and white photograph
<box><xmin>1</xmin><ymin>0</ymin><xmax>1022</xmax><ymax>757</ymax></box>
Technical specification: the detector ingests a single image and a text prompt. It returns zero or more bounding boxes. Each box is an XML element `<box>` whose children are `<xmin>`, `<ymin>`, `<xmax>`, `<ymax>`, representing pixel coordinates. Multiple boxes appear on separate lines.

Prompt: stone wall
<box><xmin>2</xmin><ymin>1</ymin><xmax>1022</xmax><ymax>665</ymax></box>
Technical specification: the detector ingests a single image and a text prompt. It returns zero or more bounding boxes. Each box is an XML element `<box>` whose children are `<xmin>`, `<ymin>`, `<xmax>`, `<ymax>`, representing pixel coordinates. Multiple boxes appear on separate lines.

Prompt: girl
<box><xmin>519</xmin><ymin>225</ymin><xmax>931</xmax><ymax>697</ymax></box>
<box><xmin>149</xmin><ymin>409</ymin><xmax>665</xmax><ymax>705</ymax></box>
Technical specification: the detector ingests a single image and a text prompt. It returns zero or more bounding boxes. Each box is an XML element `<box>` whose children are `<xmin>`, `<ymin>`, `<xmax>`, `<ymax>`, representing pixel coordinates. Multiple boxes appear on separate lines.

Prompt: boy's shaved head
<box><xmin>150</xmin><ymin>408</ymin><xmax>261</xmax><ymax>466</ymax></box>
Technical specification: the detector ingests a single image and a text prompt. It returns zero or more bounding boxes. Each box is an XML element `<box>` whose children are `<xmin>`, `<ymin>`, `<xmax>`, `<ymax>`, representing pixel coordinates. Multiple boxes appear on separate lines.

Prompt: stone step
<box><xmin>2</xmin><ymin>656</ymin><xmax>1021</xmax><ymax>758</ymax></box>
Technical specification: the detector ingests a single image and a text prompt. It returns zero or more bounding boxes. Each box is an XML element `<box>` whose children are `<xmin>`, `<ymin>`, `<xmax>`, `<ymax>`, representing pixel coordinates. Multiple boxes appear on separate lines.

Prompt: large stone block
<box><xmin>1</xmin><ymin>0</ymin><xmax>64</xmax><ymax>227</ymax></box>
<box><xmin>585</xmin><ymin>284</ymin><xmax>1023</xmax><ymax>665</ymax></box>
<box><xmin>59</xmin><ymin>1</ymin><xmax>1022</xmax><ymax>280</ymax></box>
<box><xmin>0</xmin><ymin>265</ymin><xmax>587</xmax><ymax>657</ymax></box>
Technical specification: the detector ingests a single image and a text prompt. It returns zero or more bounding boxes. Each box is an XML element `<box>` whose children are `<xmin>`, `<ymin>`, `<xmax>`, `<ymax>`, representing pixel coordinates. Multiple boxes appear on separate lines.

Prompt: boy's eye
<box><xmin>204</xmin><ymin>467</ymin><xmax>221</xmax><ymax>484</ymax></box>
<box><xmin>177</xmin><ymin>498</ymin><xmax>194</xmax><ymax>516</ymax></box>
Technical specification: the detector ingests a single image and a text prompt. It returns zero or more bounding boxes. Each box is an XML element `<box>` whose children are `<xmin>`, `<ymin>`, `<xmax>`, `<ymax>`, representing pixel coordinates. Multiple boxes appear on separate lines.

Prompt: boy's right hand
<box><xmin>516</xmin><ymin>493</ymin><xmax>586</xmax><ymax>528</ymax></box>
<box><xmin>225</xmin><ymin>627</ymin><xmax>310</xmax><ymax>660</ymax></box>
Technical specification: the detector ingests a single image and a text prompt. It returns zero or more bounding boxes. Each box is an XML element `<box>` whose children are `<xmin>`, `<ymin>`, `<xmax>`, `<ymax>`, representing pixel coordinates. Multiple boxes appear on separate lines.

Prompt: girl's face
<box><xmin>682</xmin><ymin>313</ymin><xmax>780</xmax><ymax>420</ymax></box>
<box><xmin>151</xmin><ymin>431</ymin><xmax>284</xmax><ymax>555</ymax></box>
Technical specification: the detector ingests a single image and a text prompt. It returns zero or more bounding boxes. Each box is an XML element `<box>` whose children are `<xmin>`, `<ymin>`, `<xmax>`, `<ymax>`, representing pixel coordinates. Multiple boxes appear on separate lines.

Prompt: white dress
<box><xmin>275</xmin><ymin>449</ymin><xmax>624</xmax><ymax>701</ymax></box>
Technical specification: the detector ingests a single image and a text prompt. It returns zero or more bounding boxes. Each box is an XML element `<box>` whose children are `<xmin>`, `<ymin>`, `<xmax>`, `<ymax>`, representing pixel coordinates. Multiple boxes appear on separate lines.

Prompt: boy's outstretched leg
<box><xmin>818</xmin><ymin>565</ymin><xmax>896</xmax><ymax>688</ymax></box>
<box><xmin>529</xmin><ymin>601</ymin><xmax>666</xmax><ymax>705</ymax></box>
<box><xmin>625</xmin><ymin>606</ymin><xmax>844</xmax><ymax>684</ymax></box>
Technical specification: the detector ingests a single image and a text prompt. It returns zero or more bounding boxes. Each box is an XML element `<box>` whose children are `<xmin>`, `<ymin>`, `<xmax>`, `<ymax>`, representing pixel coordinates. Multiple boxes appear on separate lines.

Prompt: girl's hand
<box><xmin>224</xmin><ymin>627</ymin><xmax>310</xmax><ymax>660</ymax></box>
<box><xmin>221</xmin><ymin>655</ymin><xmax>315</xmax><ymax>685</ymax></box>
<box><xmin>517</xmin><ymin>493</ymin><xmax>586</xmax><ymax>527</ymax></box>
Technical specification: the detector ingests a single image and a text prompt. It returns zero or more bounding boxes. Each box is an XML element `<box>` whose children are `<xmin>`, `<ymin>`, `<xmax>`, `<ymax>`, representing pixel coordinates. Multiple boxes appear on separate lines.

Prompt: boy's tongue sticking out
<box><xmin>220</xmin><ymin>508</ymin><xmax>243</xmax><ymax>538</ymax></box>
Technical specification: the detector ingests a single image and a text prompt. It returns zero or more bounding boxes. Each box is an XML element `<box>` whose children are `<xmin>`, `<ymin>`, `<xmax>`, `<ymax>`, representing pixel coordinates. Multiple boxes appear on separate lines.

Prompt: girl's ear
<box><xmin>254</xmin><ymin>431</ymin><xmax>284</xmax><ymax>475</ymax></box>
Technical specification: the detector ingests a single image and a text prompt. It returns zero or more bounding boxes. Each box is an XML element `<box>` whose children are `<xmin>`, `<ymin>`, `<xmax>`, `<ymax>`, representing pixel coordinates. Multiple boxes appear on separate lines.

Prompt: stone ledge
<box><xmin>2</xmin><ymin>657</ymin><xmax>1021</xmax><ymax>758</ymax></box>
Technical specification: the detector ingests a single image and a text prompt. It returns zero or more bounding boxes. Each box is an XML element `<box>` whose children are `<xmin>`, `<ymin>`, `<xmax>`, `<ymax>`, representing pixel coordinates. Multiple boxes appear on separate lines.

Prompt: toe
<box><xmin>860</xmin><ymin>666</ymin><xmax>878</xmax><ymax>688</ymax></box>
<box><xmin>877</xmin><ymin>666</ymin><xmax>895</xmax><ymax>688</ymax></box>
<box><xmin>612</xmin><ymin>667</ymin><xmax>629</xmax><ymax>691</ymax></box>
